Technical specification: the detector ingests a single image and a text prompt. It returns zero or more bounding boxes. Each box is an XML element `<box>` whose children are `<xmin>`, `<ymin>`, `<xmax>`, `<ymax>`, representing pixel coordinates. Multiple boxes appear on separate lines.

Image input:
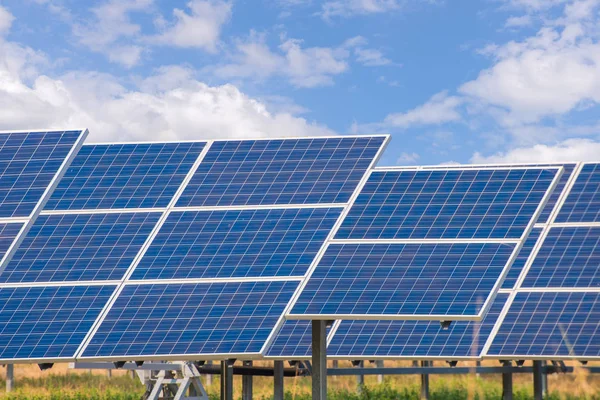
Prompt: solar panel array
<box><xmin>0</xmin><ymin>131</ymin><xmax>598</xmax><ymax>363</ymax></box>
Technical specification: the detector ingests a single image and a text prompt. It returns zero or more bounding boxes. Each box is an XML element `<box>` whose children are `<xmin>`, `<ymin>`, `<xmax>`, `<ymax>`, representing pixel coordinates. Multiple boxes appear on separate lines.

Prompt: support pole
<box><xmin>274</xmin><ymin>361</ymin><xmax>284</xmax><ymax>400</ymax></box>
<box><xmin>356</xmin><ymin>361</ymin><xmax>364</xmax><ymax>393</ymax></box>
<box><xmin>107</xmin><ymin>369</ymin><xmax>112</xmax><ymax>378</ymax></box>
<box><xmin>205</xmin><ymin>361</ymin><xmax>212</xmax><ymax>386</ymax></box>
<box><xmin>312</xmin><ymin>320</ymin><xmax>327</xmax><ymax>400</ymax></box>
<box><xmin>541</xmin><ymin>361</ymin><xmax>548</xmax><ymax>397</ymax></box>
<box><xmin>6</xmin><ymin>364</ymin><xmax>13</xmax><ymax>393</ymax></box>
<box><xmin>533</xmin><ymin>361</ymin><xmax>544</xmax><ymax>400</ymax></box>
<box><xmin>242</xmin><ymin>361</ymin><xmax>253</xmax><ymax>400</ymax></box>
<box><xmin>502</xmin><ymin>361</ymin><xmax>513</xmax><ymax>400</ymax></box>
<box><xmin>376</xmin><ymin>360</ymin><xmax>384</xmax><ymax>384</ymax></box>
<box><xmin>221</xmin><ymin>360</ymin><xmax>234</xmax><ymax>400</ymax></box>
<box><xmin>420</xmin><ymin>361</ymin><xmax>430</xmax><ymax>400</ymax></box>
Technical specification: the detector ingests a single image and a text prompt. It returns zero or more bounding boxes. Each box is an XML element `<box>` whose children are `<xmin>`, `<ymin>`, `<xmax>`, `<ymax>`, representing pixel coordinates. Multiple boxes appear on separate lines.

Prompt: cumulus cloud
<box><xmin>152</xmin><ymin>0</ymin><xmax>232</xmax><ymax>51</ymax></box>
<box><xmin>471</xmin><ymin>138</ymin><xmax>600</xmax><ymax>163</ymax></box>
<box><xmin>0</xmin><ymin>6</ymin><xmax>14</xmax><ymax>35</ymax></box>
<box><xmin>384</xmin><ymin>91</ymin><xmax>463</xmax><ymax>128</ymax></box>
<box><xmin>321</xmin><ymin>0</ymin><xmax>401</xmax><ymax>19</ymax></box>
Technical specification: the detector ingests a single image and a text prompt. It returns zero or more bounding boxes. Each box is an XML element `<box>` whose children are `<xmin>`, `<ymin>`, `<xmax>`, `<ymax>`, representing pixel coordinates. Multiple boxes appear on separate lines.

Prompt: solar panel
<box><xmin>175</xmin><ymin>136</ymin><xmax>387</xmax><ymax>207</ymax></box>
<box><xmin>0</xmin><ymin>131</ymin><xmax>85</xmax><ymax>218</ymax></box>
<box><xmin>80</xmin><ymin>281</ymin><xmax>298</xmax><ymax>359</ymax></box>
<box><xmin>501</xmin><ymin>228</ymin><xmax>542</xmax><ymax>289</ymax></box>
<box><xmin>0</xmin><ymin>212</ymin><xmax>162</xmax><ymax>283</ymax></box>
<box><xmin>0</xmin><ymin>223</ymin><xmax>24</xmax><ymax>259</ymax></box>
<box><xmin>289</xmin><ymin>242</ymin><xmax>515</xmax><ymax>318</ymax></box>
<box><xmin>328</xmin><ymin>293</ymin><xmax>508</xmax><ymax>359</ymax></box>
<box><xmin>131</xmin><ymin>208</ymin><xmax>342</xmax><ymax>280</ymax></box>
<box><xmin>45</xmin><ymin>142</ymin><xmax>206</xmax><ymax>211</ymax></box>
<box><xmin>556</xmin><ymin>163</ymin><xmax>600</xmax><ymax>223</ymax></box>
<box><xmin>0</xmin><ymin>285</ymin><xmax>115</xmax><ymax>362</ymax></box>
<box><xmin>336</xmin><ymin>168</ymin><xmax>559</xmax><ymax>240</ymax></box>
<box><xmin>487</xmin><ymin>292</ymin><xmax>600</xmax><ymax>358</ymax></box>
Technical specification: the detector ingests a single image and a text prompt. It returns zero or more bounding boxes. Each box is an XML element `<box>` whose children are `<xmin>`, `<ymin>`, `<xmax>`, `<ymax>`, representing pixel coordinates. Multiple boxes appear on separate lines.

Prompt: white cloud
<box><xmin>211</xmin><ymin>33</ymin><xmax>349</xmax><ymax>88</ymax></box>
<box><xmin>505</xmin><ymin>15</ymin><xmax>532</xmax><ymax>27</ymax></box>
<box><xmin>354</xmin><ymin>47</ymin><xmax>392</xmax><ymax>66</ymax></box>
<box><xmin>153</xmin><ymin>0</ymin><xmax>231</xmax><ymax>51</ymax></box>
<box><xmin>321</xmin><ymin>0</ymin><xmax>401</xmax><ymax>19</ymax></box>
<box><xmin>472</xmin><ymin>138</ymin><xmax>600</xmax><ymax>163</ymax></box>
<box><xmin>461</xmin><ymin>1</ymin><xmax>600</xmax><ymax>127</ymax></box>
<box><xmin>0</xmin><ymin>6</ymin><xmax>14</xmax><ymax>35</ymax></box>
<box><xmin>384</xmin><ymin>91</ymin><xmax>463</xmax><ymax>128</ymax></box>
<box><xmin>73</xmin><ymin>0</ymin><xmax>152</xmax><ymax>68</ymax></box>
<box><xmin>397</xmin><ymin>152</ymin><xmax>420</xmax><ymax>164</ymax></box>
<box><xmin>0</xmin><ymin>35</ymin><xmax>333</xmax><ymax>142</ymax></box>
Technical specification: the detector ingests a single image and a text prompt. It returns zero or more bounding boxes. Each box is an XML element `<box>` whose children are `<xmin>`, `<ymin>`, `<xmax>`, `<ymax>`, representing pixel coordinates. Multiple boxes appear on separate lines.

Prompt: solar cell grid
<box><xmin>0</xmin><ymin>131</ymin><xmax>84</xmax><ymax>218</ymax></box>
<box><xmin>522</xmin><ymin>226</ymin><xmax>600</xmax><ymax>288</ymax></box>
<box><xmin>487</xmin><ymin>292</ymin><xmax>600</xmax><ymax>358</ymax></box>
<box><xmin>501</xmin><ymin>228</ymin><xmax>542</xmax><ymax>289</ymax></box>
<box><xmin>176</xmin><ymin>136</ymin><xmax>387</xmax><ymax>207</ymax></box>
<box><xmin>265</xmin><ymin>320</ymin><xmax>325</xmax><ymax>358</ymax></box>
<box><xmin>46</xmin><ymin>142</ymin><xmax>206</xmax><ymax>211</ymax></box>
<box><xmin>0</xmin><ymin>212</ymin><xmax>162</xmax><ymax>283</ymax></box>
<box><xmin>329</xmin><ymin>293</ymin><xmax>508</xmax><ymax>358</ymax></box>
<box><xmin>290</xmin><ymin>242</ymin><xmax>516</xmax><ymax>318</ymax></box>
<box><xmin>0</xmin><ymin>285</ymin><xmax>115</xmax><ymax>361</ymax></box>
<box><xmin>336</xmin><ymin>167</ymin><xmax>559</xmax><ymax>240</ymax></box>
<box><xmin>556</xmin><ymin>163</ymin><xmax>600</xmax><ymax>223</ymax></box>
<box><xmin>81</xmin><ymin>281</ymin><xmax>298</xmax><ymax>358</ymax></box>
<box><xmin>0</xmin><ymin>223</ymin><xmax>24</xmax><ymax>261</ymax></box>
<box><xmin>132</xmin><ymin>207</ymin><xmax>342</xmax><ymax>280</ymax></box>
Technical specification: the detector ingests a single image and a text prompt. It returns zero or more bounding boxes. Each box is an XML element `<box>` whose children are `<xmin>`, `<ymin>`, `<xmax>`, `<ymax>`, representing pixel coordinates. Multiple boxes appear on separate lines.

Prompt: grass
<box><xmin>0</xmin><ymin>361</ymin><xmax>598</xmax><ymax>400</ymax></box>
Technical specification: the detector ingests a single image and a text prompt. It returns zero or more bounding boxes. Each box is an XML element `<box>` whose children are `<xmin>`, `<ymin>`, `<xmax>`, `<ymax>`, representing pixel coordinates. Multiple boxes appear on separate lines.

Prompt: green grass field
<box><xmin>1</xmin><ymin>362</ymin><xmax>598</xmax><ymax>400</ymax></box>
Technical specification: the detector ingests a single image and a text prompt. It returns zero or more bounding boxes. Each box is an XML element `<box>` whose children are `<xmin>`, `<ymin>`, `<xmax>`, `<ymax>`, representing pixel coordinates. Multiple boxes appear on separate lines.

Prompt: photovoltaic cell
<box><xmin>556</xmin><ymin>163</ymin><xmax>600</xmax><ymax>223</ymax></box>
<box><xmin>290</xmin><ymin>243</ymin><xmax>515</xmax><ymax>318</ymax></box>
<box><xmin>45</xmin><ymin>142</ymin><xmax>206</xmax><ymax>211</ymax></box>
<box><xmin>0</xmin><ymin>212</ymin><xmax>162</xmax><ymax>283</ymax></box>
<box><xmin>132</xmin><ymin>208</ymin><xmax>341</xmax><ymax>280</ymax></box>
<box><xmin>336</xmin><ymin>168</ymin><xmax>558</xmax><ymax>240</ymax></box>
<box><xmin>175</xmin><ymin>137</ymin><xmax>386</xmax><ymax>207</ymax></box>
<box><xmin>522</xmin><ymin>227</ymin><xmax>600</xmax><ymax>288</ymax></box>
<box><xmin>0</xmin><ymin>285</ymin><xmax>115</xmax><ymax>361</ymax></box>
<box><xmin>537</xmin><ymin>164</ymin><xmax>575</xmax><ymax>223</ymax></box>
<box><xmin>265</xmin><ymin>320</ymin><xmax>331</xmax><ymax>358</ymax></box>
<box><xmin>488</xmin><ymin>292</ymin><xmax>600</xmax><ymax>358</ymax></box>
<box><xmin>328</xmin><ymin>294</ymin><xmax>508</xmax><ymax>358</ymax></box>
<box><xmin>0</xmin><ymin>131</ymin><xmax>83</xmax><ymax>218</ymax></box>
<box><xmin>501</xmin><ymin>228</ymin><xmax>542</xmax><ymax>289</ymax></box>
<box><xmin>0</xmin><ymin>223</ymin><xmax>24</xmax><ymax>260</ymax></box>
<box><xmin>82</xmin><ymin>281</ymin><xmax>298</xmax><ymax>358</ymax></box>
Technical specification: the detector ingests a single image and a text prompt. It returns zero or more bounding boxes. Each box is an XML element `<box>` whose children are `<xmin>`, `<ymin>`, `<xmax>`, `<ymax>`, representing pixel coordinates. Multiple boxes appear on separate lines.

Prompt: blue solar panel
<box><xmin>0</xmin><ymin>285</ymin><xmax>115</xmax><ymax>360</ymax></box>
<box><xmin>266</xmin><ymin>320</ymin><xmax>331</xmax><ymax>358</ymax></box>
<box><xmin>82</xmin><ymin>281</ymin><xmax>298</xmax><ymax>358</ymax></box>
<box><xmin>132</xmin><ymin>208</ymin><xmax>341</xmax><ymax>280</ymax></box>
<box><xmin>336</xmin><ymin>168</ymin><xmax>558</xmax><ymax>240</ymax></box>
<box><xmin>0</xmin><ymin>212</ymin><xmax>161</xmax><ymax>283</ymax></box>
<box><xmin>0</xmin><ymin>131</ymin><xmax>83</xmax><ymax>218</ymax></box>
<box><xmin>0</xmin><ymin>223</ymin><xmax>23</xmax><ymax>259</ymax></box>
<box><xmin>537</xmin><ymin>164</ymin><xmax>576</xmax><ymax>223</ymax></box>
<box><xmin>556</xmin><ymin>163</ymin><xmax>600</xmax><ymax>223</ymax></box>
<box><xmin>175</xmin><ymin>137</ymin><xmax>386</xmax><ymax>207</ymax></box>
<box><xmin>501</xmin><ymin>228</ymin><xmax>542</xmax><ymax>289</ymax></box>
<box><xmin>329</xmin><ymin>294</ymin><xmax>508</xmax><ymax>358</ymax></box>
<box><xmin>488</xmin><ymin>292</ymin><xmax>600</xmax><ymax>358</ymax></box>
<box><xmin>522</xmin><ymin>227</ymin><xmax>600</xmax><ymax>288</ymax></box>
<box><xmin>45</xmin><ymin>142</ymin><xmax>206</xmax><ymax>211</ymax></box>
<box><xmin>290</xmin><ymin>243</ymin><xmax>515</xmax><ymax>318</ymax></box>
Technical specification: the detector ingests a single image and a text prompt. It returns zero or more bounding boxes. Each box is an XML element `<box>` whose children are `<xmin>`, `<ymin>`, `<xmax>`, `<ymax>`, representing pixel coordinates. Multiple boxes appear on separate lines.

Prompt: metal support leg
<box><xmin>107</xmin><ymin>369</ymin><xmax>112</xmax><ymax>378</ymax></box>
<box><xmin>312</xmin><ymin>320</ymin><xmax>327</xmax><ymax>400</ymax></box>
<box><xmin>274</xmin><ymin>361</ymin><xmax>284</xmax><ymax>400</ymax></box>
<box><xmin>376</xmin><ymin>360</ymin><xmax>384</xmax><ymax>384</ymax></box>
<box><xmin>533</xmin><ymin>361</ymin><xmax>544</xmax><ymax>400</ymax></box>
<box><xmin>242</xmin><ymin>361</ymin><xmax>253</xmax><ymax>400</ymax></box>
<box><xmin>221</xmin><ymin>360</ymin><xmax>234</xmax><ymax>400</ymax></box>
<box><xmin>420</xmin><ymin>361</ymin><xmax>430</xmax><ymax>400</ymax></box>
<box><xmin>6</xmin><ymin>364</ymin><xmax>13</xmax><ymax>393</ymax></box>
<box><xmin>356</xmin><ymin>361</ymin><xmax>364</xmax><ymax>393</ymax></box>
<box><xmin>502</xmin><ymin>361</ymin><xmax>513</xmax><ymax>400</ymax></box>
<box><xmin>541</xmin><ymin>361</ymin><xmax>548</xmax><ymax>397</ymax></box>
<box><xmin>205</xmin><ymin>361</ymin><xmax>212</xmax><ymax>386</ymax></box>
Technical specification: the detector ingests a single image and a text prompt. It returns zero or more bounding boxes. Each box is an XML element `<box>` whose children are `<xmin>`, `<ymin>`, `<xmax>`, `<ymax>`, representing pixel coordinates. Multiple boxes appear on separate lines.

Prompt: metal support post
<box><xmin>502</xmin><ymin>361</ymin><xmax>513</xmax><ymax>400</ymax></box>
<box><xmin>312</xmin><ymin>320</ymin><xmax>327</xmax><ymax>400</ymax></box>
<box><xmin>541</xmin><ymin>361</ymin><xmax>548</xmax><ymax>397</ymax></box>
<box><xmin>242</xmin><ymin>361</ymin><xmax>253</xmax><ymax>400</ymax></box>
<box><xmin>356</xmin><ymin>361</ymin><xmax>364</xmax><ymax>393</ymax></box>
<box><xmin>107</xmin><ymin>369</ymin><xmax>112</xmax><ymax>378</ymax></box>
<box><xmin>274</xmin><ymin>361</ymin><xmax>284</xmax><ymax>400</ymax></box>
<box><xmin>6</xmin><ymin>364</ymin><xmax>14</xmax><ymax>393</ymax></box>
<box><xmin>420</xmin><ymin>361</ymin><xmax>430</xmax><ymax>400</ymax></box>
<box><xmin>376</xmin><ymin>360</ymin><xmax>384</xmax><ymax>383</ymax></box>
<box><xmin>205</xmin><ymin>361</ymin><xmax>212</xmax><ymax>386</ymax></box>
<box><xmin>221</xmin><ymin>360</ymin><xmax>234</xmax><ymax>400</ymax></box>
<box><xmin>533</xmin><ymin>361</ymin><xmax>544</xmax><ymax>400</ymax></box>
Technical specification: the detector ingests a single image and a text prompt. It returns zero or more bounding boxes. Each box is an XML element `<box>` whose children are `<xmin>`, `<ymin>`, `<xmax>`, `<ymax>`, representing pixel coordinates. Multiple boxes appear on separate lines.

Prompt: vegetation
<box><xmin>0</xmin><ymin>362</ymin><xmax>598</xmax><ymax>400</ymax></box>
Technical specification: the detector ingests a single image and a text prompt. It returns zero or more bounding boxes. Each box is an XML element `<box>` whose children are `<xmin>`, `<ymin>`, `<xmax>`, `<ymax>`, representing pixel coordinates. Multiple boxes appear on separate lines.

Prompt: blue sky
<box><xmin>0</xmin><ymin>0</ymin><xmax>599</xmax><ymax>165</ymax></box>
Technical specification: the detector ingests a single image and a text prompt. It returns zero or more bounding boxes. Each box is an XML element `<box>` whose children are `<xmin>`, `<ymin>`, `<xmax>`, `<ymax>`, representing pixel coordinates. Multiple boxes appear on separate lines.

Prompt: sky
<box><xmin>0</xmin><ymin>0</ymin><xmax>599</xmax><ymax>166</ymax></box>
